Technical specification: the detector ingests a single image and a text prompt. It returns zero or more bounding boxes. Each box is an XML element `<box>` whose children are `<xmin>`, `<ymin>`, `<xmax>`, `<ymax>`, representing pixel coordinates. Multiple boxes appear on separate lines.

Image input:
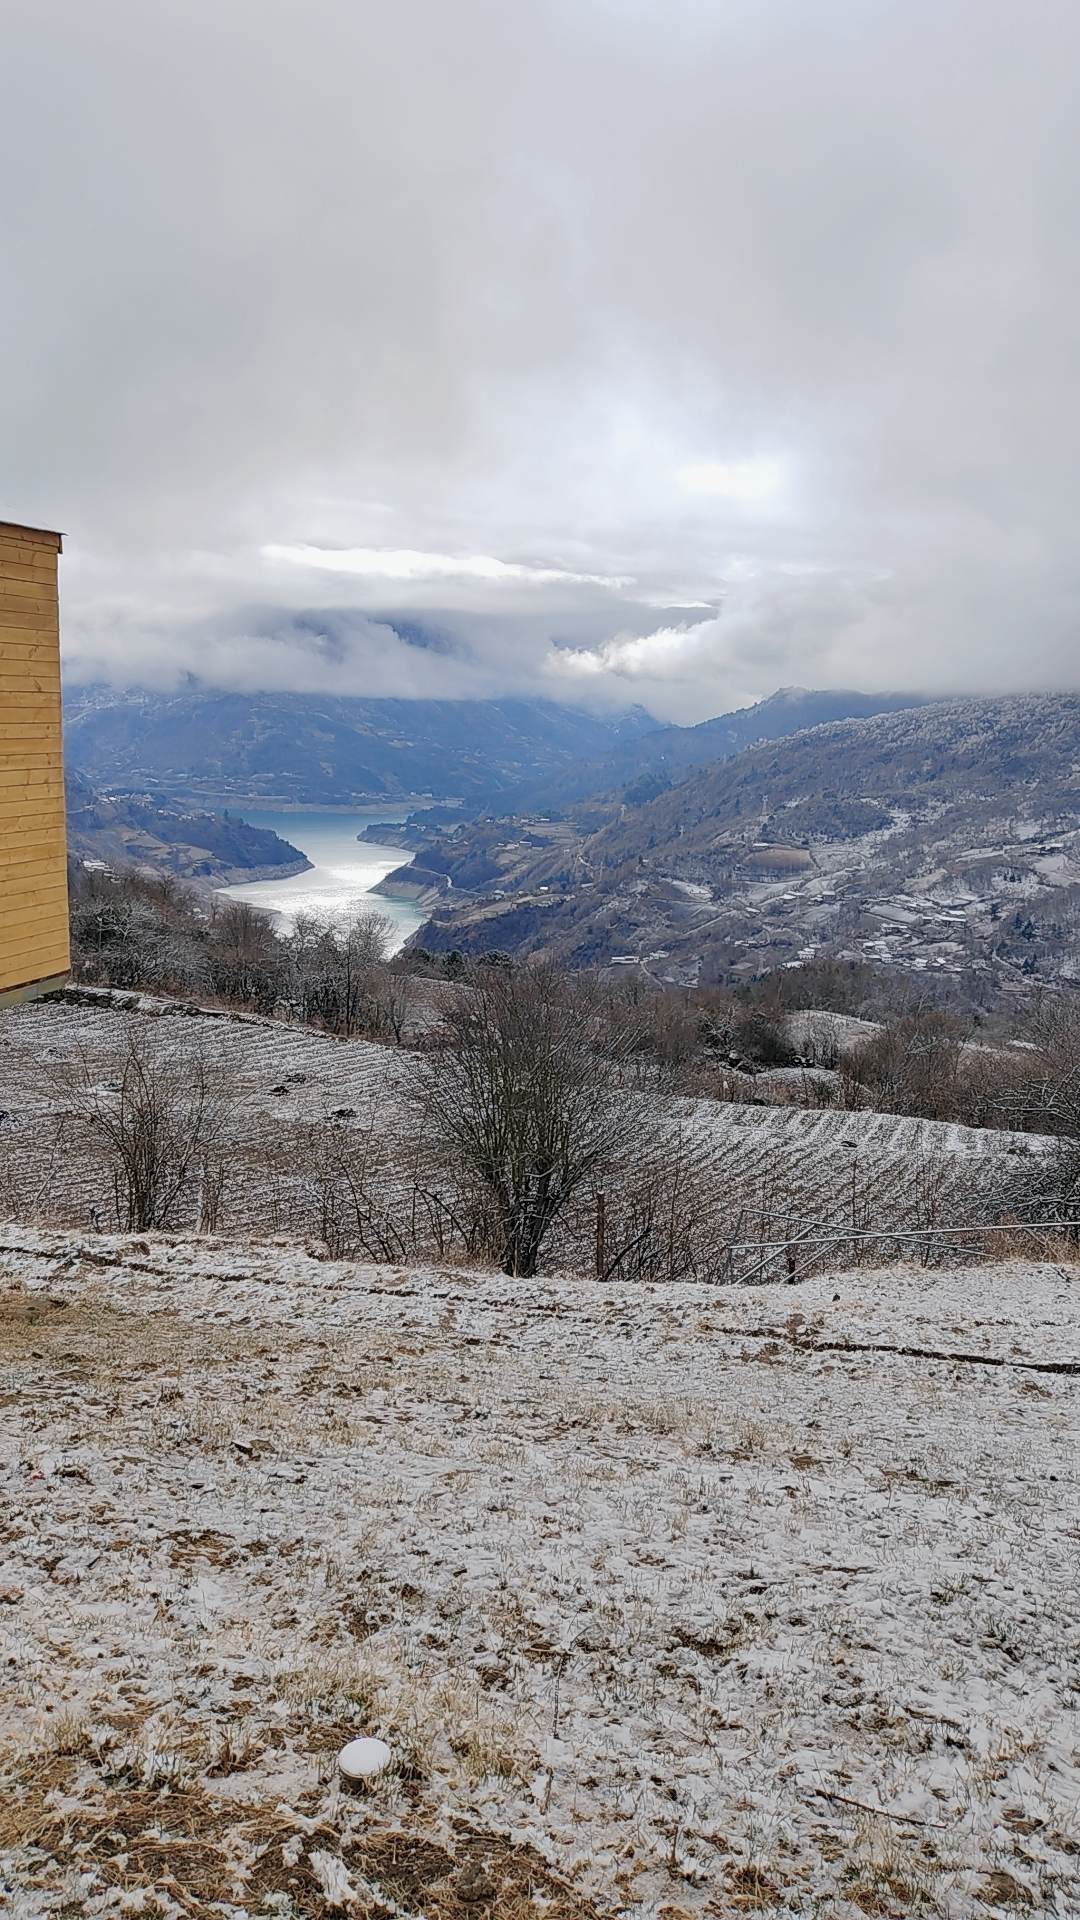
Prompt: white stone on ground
<box><xmin>337</xmin><ymin>1736</ymin><xmax>392</xmax><ymax>1781</ymax></box>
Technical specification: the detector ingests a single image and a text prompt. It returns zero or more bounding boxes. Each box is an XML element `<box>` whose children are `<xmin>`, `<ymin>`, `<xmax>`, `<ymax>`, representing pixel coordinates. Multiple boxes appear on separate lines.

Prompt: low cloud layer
<box><xmin>7</xmin><ymin>1</ymin><xmax>1080</xmax><ymax>722</ymax></box>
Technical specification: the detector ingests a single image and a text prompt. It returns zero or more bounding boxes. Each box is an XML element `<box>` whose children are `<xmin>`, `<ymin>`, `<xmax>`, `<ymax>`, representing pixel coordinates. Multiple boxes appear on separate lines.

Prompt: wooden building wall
<box><xmin>0</xmin><ymin>521</ymin><xmax>69</xmax><ymax>1001</ymax></box>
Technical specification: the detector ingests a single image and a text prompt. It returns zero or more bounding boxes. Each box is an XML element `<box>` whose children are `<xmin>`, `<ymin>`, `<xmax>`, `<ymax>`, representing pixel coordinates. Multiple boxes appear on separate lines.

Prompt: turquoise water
<box><xmin>215</xmin><ymin>804</ymin><xmax>426</xmax><ymax>952</ymax></box>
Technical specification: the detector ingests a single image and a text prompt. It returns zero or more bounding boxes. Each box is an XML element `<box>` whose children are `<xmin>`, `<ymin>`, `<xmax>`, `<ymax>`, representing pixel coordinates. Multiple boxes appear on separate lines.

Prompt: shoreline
<box><xmin>181</xmin><ymin>794</ymin><xmax>460</xmax><ymax>815</ymax></box>
<box><xmin>213</xmin><ymin>809</ymin><xmax>429</xmax><ymax>952</ymax></box>
<box><xmin>214</xmin><ymin>856</ymin><xmax>313</xmax><ymax>886</ymax></box>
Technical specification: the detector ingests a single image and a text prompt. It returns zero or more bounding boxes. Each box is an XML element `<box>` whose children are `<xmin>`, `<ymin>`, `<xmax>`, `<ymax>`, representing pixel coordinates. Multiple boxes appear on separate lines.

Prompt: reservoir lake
<box><xmin>216</xmin><ymin>805</ymin><xmax>428</xmax><ymax>952</ymax></box>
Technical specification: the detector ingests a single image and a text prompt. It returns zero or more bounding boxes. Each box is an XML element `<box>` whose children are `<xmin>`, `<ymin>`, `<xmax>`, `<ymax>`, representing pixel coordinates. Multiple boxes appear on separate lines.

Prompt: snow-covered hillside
<box><xmin>1</xmin><ymin>1228</ymin><xmax>1077</xmax><ymax>1916</ymax></box>
<box><xmin>414</xmin><ymin>696</ymin><xmax>1080</xmax><ymax>986</ymax></box>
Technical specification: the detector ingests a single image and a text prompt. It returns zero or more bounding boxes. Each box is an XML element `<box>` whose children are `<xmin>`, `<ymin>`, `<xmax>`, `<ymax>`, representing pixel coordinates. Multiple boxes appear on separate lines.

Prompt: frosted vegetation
<box><xmin>0</xmin><ymin>1231</ymin><xmax>1076</xmax><ymax>1915</ymax></box>
<box><xmin>2</xmin><ymin>930</ymin><xmax>1080</xmax><ymax>1914</ymax></box>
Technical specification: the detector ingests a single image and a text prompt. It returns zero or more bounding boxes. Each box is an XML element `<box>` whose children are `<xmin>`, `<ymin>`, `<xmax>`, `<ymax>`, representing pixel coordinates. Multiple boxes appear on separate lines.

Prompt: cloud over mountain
<box><xmin>6</xmin><ymin>1</ymin><xmax>1080</xmax><ymax>719</ymax></box>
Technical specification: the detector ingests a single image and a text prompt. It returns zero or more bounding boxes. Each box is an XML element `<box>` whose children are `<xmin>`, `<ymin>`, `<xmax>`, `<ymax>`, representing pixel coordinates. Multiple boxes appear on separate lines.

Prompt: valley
<box><xmin>59</xmin><ymin>687</ymin><xmax>1080</xmax><ymax>1007</ymax></box>
<box><xmin>215</xmin><ymin>806</ymin><xmax>435</xmax><ymax>950</ymax></box>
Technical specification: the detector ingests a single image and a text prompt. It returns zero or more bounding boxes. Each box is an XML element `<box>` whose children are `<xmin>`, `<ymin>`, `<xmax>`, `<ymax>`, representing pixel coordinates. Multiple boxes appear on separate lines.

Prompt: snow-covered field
<box><xmin>0</xmin><ymin>992</ymin><xmax>1053</xmax><ymax>1282</ymax></box>
<box><xmin>2</xmin><ymin>1226</ymin><xmax>1078</xmax><ymax>1917</ymax></box>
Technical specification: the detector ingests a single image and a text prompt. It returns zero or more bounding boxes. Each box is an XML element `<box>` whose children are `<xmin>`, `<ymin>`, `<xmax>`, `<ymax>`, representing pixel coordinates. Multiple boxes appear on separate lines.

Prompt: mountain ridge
<box><xmin>410</xmin><ymin>694</ymin><xmax>1080</xmax><ymax>995</ymax></box>
<box><xmin>501</xmin><ymin>685</ymin><xmax>937</xmax><ymax>813</ymax></box>
<box><xmin>63</xmin><ymin>687</ymin><xmax>659</xmax><ymax>806</ymax></box>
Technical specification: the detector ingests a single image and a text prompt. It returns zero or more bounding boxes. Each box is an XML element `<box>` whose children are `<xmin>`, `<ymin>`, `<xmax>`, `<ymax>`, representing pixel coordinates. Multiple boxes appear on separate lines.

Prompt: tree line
<box><xmin>70</xmin><ymin>863</ymin><xmax>418</xmax><ymax>1038</ymax></box>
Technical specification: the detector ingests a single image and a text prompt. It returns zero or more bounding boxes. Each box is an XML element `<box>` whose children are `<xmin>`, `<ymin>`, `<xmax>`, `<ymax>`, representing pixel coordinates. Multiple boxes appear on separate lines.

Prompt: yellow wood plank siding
<box><xmin>0</xmin><ymin>522</ymin><xmax>69</xmax><ymax>995</ymax></box>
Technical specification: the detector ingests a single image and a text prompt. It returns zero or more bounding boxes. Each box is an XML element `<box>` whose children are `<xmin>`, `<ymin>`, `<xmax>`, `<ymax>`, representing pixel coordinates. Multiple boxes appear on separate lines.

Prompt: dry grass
<box><xmin>0</xmin><ymin>1756</ymin><xmax>599</xmax><ymax>1918</ymax></box>
<box><xmin>1</xmin><ymin>1231</ymin><xmax>1078</xmax><ymax>1916</ymax></box>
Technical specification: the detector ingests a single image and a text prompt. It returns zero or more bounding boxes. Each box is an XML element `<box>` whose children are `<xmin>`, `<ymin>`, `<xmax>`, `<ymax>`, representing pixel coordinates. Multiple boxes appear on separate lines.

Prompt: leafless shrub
<box><xmin>845</xmin><ymin>1010</ymin><xmax>968</xmax><ymax>1121</ymax></box>
<box><xmin>993</xmin><ymin>1138</ymin><xmax>1080</xmax><ymax>1237</ymax></box>
<box><xmin>292</xmin><ymin>1111</ymin><xmax>498</xmax><ymax>1265</ymax></box>
<box><xmin>54</xmin><ymin>1030</ymin><xmax>228</xmax><ymax>1231</ymax></box>
<box><xmin>72</xmin><ymin>886</ymin><xmax>209</xmax><ymax>996</ymax></box>
<box><xmin>796</xmin><ymin>1014</ymin><xmax>842</xmax><ymax>1070</ymax></box>
<box><xmin>413</xmin><ymin>962</ymin><xmax>650</xmax><ymax>1276</ymax></box>
<box><xmin>599</xmin><ymin>984</ymin><xmax>703</xmax><ymax>1088</ymax></box>
<box><xmin>297</xmin><ymin>1110</ymin><xmax>405</xmax><ymax>1260</ymax></box>
<box><xmin>284</xmin><ymin>907</ymin><xmax>394</xmax><ymax>1035</ymax></box>
<box><xmin>983</xmin><ymin>994</ymin><xmax>1080</xmax><ymax>1137</ymax></box>
<box><xmin>837</xmin><ymin>1055</ymin><xmax>870</xmax><ymax>1110</ymax></box>
<box><xmin>205</xmin><ymin>899</ymin><xmax>282</xmax><ymax>1012</ymax></box>
<box><xmin>367</xmin><ymin>964</ymin><xmax>419</xmax><ymax>1045</ymax></box>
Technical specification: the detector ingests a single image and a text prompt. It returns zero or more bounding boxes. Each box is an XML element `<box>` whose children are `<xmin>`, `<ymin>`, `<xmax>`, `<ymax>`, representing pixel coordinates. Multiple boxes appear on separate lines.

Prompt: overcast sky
<box><xmin>5</xmin><ymin>0</ymin><xmax>1080</xmax><ymax>721</ymax></box>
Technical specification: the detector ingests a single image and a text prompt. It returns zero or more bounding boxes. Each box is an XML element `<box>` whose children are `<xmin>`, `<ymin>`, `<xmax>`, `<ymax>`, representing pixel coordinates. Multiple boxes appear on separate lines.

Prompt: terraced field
<box><xmin>0</xmin><ymin>990</ymin><xmax>1056</xmax><ymax>1283</ymax></box>
<box><xmin>0</xmin><ymin>991</ymin><xmax>412</xmax><ymax>1240</ymax></box>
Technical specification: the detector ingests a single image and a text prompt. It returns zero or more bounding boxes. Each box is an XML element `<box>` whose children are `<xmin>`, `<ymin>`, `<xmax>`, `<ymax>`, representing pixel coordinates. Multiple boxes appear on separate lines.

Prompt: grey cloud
<box><xmin>5</xmin><ymin>0</ymin><xmax>1080</xmax><ymax>722</ymax></box>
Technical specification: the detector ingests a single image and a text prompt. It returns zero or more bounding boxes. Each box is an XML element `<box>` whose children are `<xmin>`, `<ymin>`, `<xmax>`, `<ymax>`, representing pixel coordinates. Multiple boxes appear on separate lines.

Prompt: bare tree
<box><xmin>1002</xmin><ymin>994</ymin><xmax>1080</xmax><ymax>1136</ymax></box>
<box><xmin>206</xmin><ymin>898</ymin><xmax>283</xmax><ymax>1011</ymax></box>
<box><xmin>334</xmin><ymin>908</ymin><xmax>393</xmax><ymax>1037</ymax></box>
<box><xmin>282</xmin><ymin>910</ymin><xmax>329</xmax><ymax>1024</ymax></box>
<box><xmin>59</xmin><ymin>1028</ymin><xmax>228</xmax><ymax>1232</ymax></box>
<box><xmin>281</xmin><ymin>907</ymin><xmax>393</xmax><ymax>1035</ymax></box>
<box><xmin>366</xmin><ymin>962</ymin><xmax>418</xmax><ymax>1045</ymax></box>
<box><xmin>414</xmin><ymin>963</ymin><xmax>639</xmax><ymax>1277</ymax></box>
<box><xmin>845</xmin><ymin>1007</ymin><xmax>968</xmax><ymax>1121</ymax></box>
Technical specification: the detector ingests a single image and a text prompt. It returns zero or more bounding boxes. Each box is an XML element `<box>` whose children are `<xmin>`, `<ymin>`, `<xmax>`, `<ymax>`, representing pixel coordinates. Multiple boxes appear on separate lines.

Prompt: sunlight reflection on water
<box><xmin>215</xmin><ymin>805</ymin><xmax>428</xmax><ymax>952</ymax></box>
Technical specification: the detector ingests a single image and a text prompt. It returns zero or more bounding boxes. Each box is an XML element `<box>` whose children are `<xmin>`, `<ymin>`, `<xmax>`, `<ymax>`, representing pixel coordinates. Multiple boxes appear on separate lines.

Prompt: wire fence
<box><xmin>725</xmin><ymin>1215</ymin><xmax>1080</xmax><ymax>1285</ymax></box>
